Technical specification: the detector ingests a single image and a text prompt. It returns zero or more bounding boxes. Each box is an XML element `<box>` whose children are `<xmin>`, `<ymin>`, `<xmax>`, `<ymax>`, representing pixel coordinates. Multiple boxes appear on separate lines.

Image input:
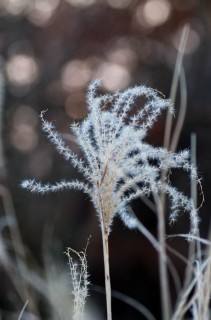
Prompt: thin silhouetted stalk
<box><xmin>164</xmin><ymin>25</ymin><xmax>189</xmax><ymax>150</ymax></box>
<box><xmin>156</xmin><ymin>196</ymin><xmax>171</xmax><ymax>320</ymax></box>
<box><xmin>101</xmin><ymin>226</ymin><xmax>112</xmax><ymax>320</ymax></box>
<box><xmin>158</xmin><ymin>24</ymin><xmax>190</xmax><ymax>320</ymax></box>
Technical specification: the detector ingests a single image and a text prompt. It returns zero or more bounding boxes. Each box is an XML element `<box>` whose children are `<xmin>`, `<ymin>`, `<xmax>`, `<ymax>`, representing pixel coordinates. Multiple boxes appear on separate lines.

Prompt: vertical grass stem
<box><xmin>156</xmin><ymin>197</ymin><xmax>171</xmax><ymax>320</ymax></box>
<box><xmin>101</xmin><ymin>226</ymin><xmax>112</xmax><ymax>320</ymax></box>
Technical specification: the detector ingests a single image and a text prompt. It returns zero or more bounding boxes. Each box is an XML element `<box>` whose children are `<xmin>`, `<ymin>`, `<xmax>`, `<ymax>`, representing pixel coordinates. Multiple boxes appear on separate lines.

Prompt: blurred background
<box><xmin>0</xmin><ymin>0</ymin><xmax>211</xmax><ymax>319</ymax></box>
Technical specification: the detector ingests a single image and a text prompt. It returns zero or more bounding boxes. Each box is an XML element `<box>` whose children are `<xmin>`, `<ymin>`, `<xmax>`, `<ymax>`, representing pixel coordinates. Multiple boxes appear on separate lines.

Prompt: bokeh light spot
<box><xmin>10</xmin><ymin>124</ymin><xmax>38</xmax><ymax>152</ymax></box>
<box><xmin>27</xmin><ymin>0</ymin><xmax>60</xmax><ymax>26</ymax></box>
<box><xmin>107</xmin><ymin>47</ymin><xmax>137</xmax><ymax>69</ymax></box>
<box><xmin>6</xmin><ymin>54</ymin><xmax>39</xmax><ymax>87</ymax></box>
<box><xmin>136</xmin><ymin>0</ymin><xmax>171</xmax><ymax>28</ymax></box>
<box><xmin>10</xmin><ymin>105</ymin><xmax>38</xmax><ymax>152</ymax></box>
<box><xmin>61</xmin><ymin>60</ymin><xmax>92</xmax><ymax>91</ymax></box>
<box><xmin>1</xmin><ymin>0</ymin><xmax>30</xmax><ymax>16</ymax></box>
<box><xmin>97</xmin><ymin>62</ymin><xmax>131</xmax><ymax>91</ymax></box>
<box><xmin>173</xmin><ymin>27</ymin><xmax>200</xmax><ymax>54</ymax></box>
<box><xmin>12</xmin><ymin>105</ymin><xmax>38</xmax><ymax>127</ymax></box>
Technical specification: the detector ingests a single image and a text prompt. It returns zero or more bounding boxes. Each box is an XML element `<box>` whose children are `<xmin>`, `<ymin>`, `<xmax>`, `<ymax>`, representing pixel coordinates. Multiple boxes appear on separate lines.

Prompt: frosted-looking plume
<box><xmin>21</xmin><ymin>80</ymin><xmax>199</xmax><ymax>236</ymax></box>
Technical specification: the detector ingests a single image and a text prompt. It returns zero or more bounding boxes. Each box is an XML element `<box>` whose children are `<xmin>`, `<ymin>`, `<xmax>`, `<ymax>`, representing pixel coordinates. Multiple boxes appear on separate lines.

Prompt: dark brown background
<box><xmin>0</xmin><ymin>0</ymin><xmax>211</xmax><ymax>319</ymax></box>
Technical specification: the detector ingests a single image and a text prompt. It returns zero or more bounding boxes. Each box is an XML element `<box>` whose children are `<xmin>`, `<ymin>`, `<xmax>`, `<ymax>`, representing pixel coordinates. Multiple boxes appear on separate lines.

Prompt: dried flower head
<box><xmin>66</xmin><ymin>240</ymin><xmax>90</xmax><ymax>320</ymax></box>
<box><xmin>21</xmin><ymin>80</ymin><xmax>199</xmax><ymax>237</ymax></box>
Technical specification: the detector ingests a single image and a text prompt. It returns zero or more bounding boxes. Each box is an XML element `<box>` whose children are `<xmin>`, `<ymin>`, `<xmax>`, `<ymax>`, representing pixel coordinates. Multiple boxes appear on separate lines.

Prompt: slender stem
<box><xmin>170</xmin><ymin>67</ymin><xmax>187</xmax><ymax>153</ymax></box>
<box><xmin>159</xmin><ymin>24</ymin><xmax>189</xmax><ymax>320</ymax></box>
<box><xmin>156</xmin><ymin>197</ymin><xmax>171</xmax><ymax>320</ymax></box>
<box><xmin>164</xmin><ymin>25</ymin><xmax>189</xmax><ymax>150</ymax></box>
<box><xmin>0</xmin><ymin>65</ymin><xmax>5</xmax><ymax>177</ymax></box>
<box><xmin>1</xmin><ymin>187</ymin><xmax>40</xmax><ymax>316</ymax></box>
<box><xmin>18</xmin><ymin>300</ymin><xmax>29</xmax><ymax>320</ymax></box>
<box><xmin>101</xmin><ymin>227</ymin><xmax>112</xmax><ymax>320</ymax></box>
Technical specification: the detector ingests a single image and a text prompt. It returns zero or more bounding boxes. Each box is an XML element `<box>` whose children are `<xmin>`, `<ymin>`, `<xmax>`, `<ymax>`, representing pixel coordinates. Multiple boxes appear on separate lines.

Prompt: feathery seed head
<box><xmin>22</xmin><ymin>80</ymin><xmax>199</xmax><ymax>236</ymax></box>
